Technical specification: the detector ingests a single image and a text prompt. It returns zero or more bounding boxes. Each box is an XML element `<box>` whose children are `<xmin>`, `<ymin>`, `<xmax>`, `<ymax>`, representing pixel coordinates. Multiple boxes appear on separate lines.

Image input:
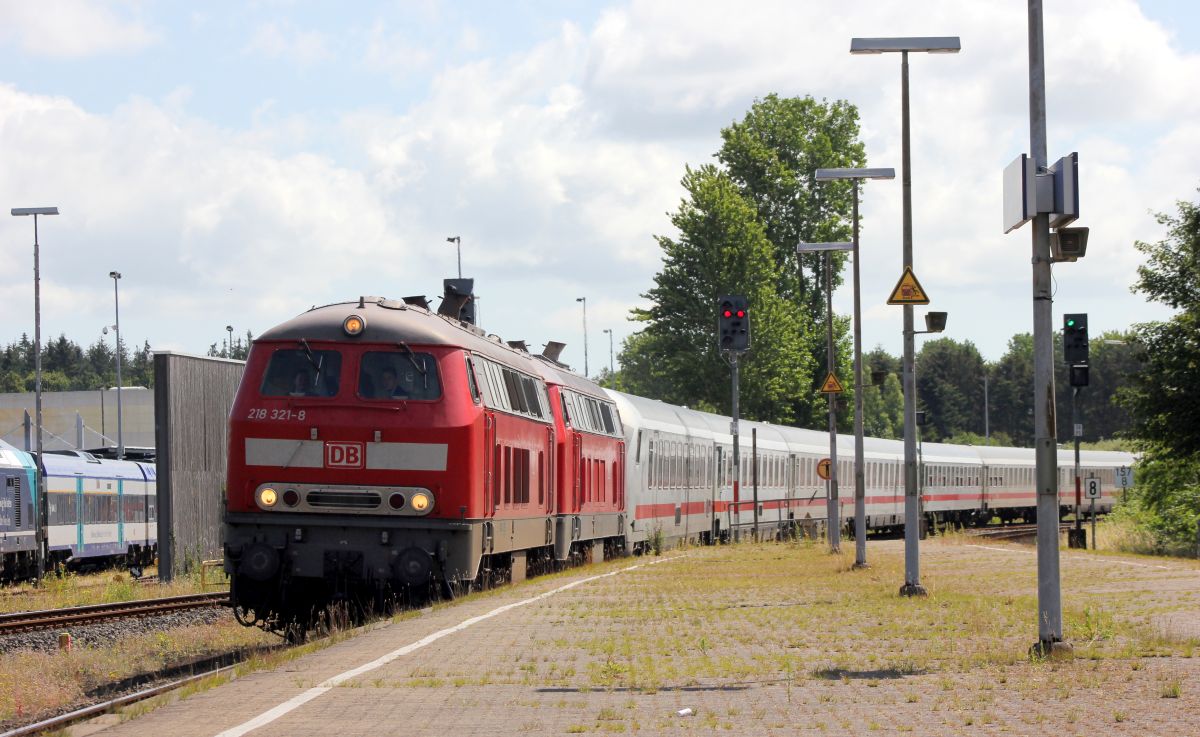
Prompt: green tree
<box><xmin>1117</xmin><ymin>188</ymin><xmax>1200</xmax><ymax>554</ymax></box>
<box><xmin>1122</xmin><ymin>190</ymin><xmax>1200</xmax><ymax>458</ymax></box>
<box><xmin>915</xmin><ymin>338</ymin><xmax>987</xmax><ymax>441</ymax></box>
<box><xmin>717</xmin><ymin>94</ymin><xmax>866</xmax><ymax>425</ymax></box>
<box><xmin>619</xmin><ymin>165</ymin><xmax>814</xmax><ymax>424</ymax></box>
<box><xmin>988</xmin><ymin>334</ymin><xmax>1035</xmax><ymax>447</ymax></box>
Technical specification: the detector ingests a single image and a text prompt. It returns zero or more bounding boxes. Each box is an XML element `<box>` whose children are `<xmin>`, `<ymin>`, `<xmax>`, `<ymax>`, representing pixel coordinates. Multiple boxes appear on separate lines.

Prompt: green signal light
<box><xmin>1066</xmin><ymin>319</ymin><xmax>1076</xmax><ymax>327</ymax></box>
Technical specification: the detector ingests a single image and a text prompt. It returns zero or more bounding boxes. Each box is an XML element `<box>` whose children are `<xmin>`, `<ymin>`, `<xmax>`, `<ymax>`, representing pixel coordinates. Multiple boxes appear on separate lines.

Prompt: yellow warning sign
<box><xmin>887</xmin><ymin>266</ymin><xmax>931</xmax><ymax>305</ymax></box>
<box><xmin>820</xmin><ymin>372</ymin><xmax>844</xmax><ymax>394</ymax></box>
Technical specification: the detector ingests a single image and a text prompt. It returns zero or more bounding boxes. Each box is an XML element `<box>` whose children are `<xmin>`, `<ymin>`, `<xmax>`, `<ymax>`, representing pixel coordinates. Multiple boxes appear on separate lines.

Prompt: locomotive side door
<box><xmin>484</xmin><ymin>411</ymin><xmax>497</xmax><ymax>517</ymax></box>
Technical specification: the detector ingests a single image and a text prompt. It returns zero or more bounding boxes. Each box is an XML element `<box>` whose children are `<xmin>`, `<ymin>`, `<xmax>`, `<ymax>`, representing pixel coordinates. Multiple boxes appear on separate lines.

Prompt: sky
<box><xmin>1</xmin><ymin>0</ymin><xmax>1197</xmax><ymax>378</ymax></box>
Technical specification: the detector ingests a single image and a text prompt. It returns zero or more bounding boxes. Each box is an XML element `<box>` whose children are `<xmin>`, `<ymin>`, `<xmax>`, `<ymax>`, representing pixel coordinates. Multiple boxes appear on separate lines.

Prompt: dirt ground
<box><xmin>84</xmin><ymin>536</ymin><xmax>1200</xmax><ymax>737</ymax></box>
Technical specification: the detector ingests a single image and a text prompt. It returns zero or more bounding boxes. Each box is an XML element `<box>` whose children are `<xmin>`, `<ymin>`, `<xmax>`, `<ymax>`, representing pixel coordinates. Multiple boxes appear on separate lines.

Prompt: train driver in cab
<box><xmin>377</xmin><ymin>366</ymin><xmax>409</xmax><ymax>399</ymax></box>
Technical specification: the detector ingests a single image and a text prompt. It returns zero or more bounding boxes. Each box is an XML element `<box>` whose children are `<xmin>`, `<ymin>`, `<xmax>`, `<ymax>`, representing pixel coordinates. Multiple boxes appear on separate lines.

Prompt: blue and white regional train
<box><xmin>0</xmin><ymin>438</ymin><xmax>157</xmax><ymax>580</ymax></box>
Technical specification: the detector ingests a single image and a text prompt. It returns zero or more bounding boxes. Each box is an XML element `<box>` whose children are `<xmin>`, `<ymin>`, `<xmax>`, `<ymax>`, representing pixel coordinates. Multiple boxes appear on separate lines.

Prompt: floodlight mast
<box><xmin>851</xmin><ymin>34</ymin><xmax>959</xmax><ymax>598</ymax></box>
<box><xmin>813</xmin><ymin>166</ymin><xmax>895</xmax><ymax>568</ymax></box>
<box><xmin>11</xmin><ymin>206</ymin><xmax>60</xmax><ymax>583</ymax></box>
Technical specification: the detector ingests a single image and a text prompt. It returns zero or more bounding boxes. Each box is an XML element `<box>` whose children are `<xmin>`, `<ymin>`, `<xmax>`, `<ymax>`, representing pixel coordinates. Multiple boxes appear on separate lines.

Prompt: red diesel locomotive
<box><xmin>224</xmin><ymin>291</ymin><xmax>624</xmax><ymax>631</ymax></box>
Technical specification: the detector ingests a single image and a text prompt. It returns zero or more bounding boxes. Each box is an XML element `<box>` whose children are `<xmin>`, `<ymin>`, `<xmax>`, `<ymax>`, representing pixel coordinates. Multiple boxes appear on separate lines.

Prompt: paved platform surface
<box><xmin>82</xmin><ymin>539</ymin><xmax>1200</xmax><ymax>737</ymax></box>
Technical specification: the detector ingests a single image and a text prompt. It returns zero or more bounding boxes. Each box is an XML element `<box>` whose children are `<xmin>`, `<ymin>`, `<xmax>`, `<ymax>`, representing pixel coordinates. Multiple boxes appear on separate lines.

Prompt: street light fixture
<box><xmin>575</xmin><ymin>297</ymin><xmax>588</xmax><ymax>377</ymax></box>
<box><xmin>852</xmin><ymin>34</ymin><xmax>960</xmax><ymax>598</ymax></box>
<box><xmin>446</xmin><ymin>236</ymin><xmax>462</xmax><ymax>279</ymax></box>
<box><xmin>109</xmin><ymin>271</ymin><xmax>124</xmax><ymax>460</ymax></box>
<box><xmin>814</xmin><ymin>166</ymin><xmax>896</xmax><ymax>569</ymax></box>
<box><xmin>602</xmin><ymin>328</ymin><xmax>614</xmax><ymax>376</ymax></box>
<box><xmin>797</xmin><ymin>239</ymin><xmax>853</xmax><ymax>554</ymax></box>
<box><xmin>11</xmin><ymin>206</ymin><xmax>59</xmax><ymax>582</ymax></box>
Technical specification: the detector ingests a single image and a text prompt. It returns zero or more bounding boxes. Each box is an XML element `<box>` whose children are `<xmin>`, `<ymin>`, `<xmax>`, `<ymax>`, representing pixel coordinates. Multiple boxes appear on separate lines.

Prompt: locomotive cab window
<box><xmin>358</xmin><ymin>351</ymin><xmax>442</xmax><ymax>401</ymax></box>
<box><xmin>260</xmin><ymin>349</ymin><xmax>343</xmax><ymax>397</ymax></box>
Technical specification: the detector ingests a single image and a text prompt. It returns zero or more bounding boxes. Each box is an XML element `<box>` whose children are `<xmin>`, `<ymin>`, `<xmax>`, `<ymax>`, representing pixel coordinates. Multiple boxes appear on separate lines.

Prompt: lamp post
<box><xmin>983</xmin><ymin>370</ymin><xmax>990</xmax><ymax>443</ymax></box>
<box><xmin>576</xmin><ymin>297</ymin><xmax>588</xmax><ymax>377</ymax></box>
<box><xmin>109</xmin><ymin>271</ymin><xmax>124</xmax><ymax>460</ymax></box>
<box><xmin>814</xmin><ymin>166</ymin><xmax>896</xmax><ymax>568</ymax></box>
<box><xmin>796</xmin><ymin>240</ymin><xmax>852</xmax><ymax>554</ymax></box>
<box><xmin>852</xmin><ymin>35</ymin><xmax>960</xmax><ymax>597</ymax></box>
<box><xmin>602</xmin><ymin>328</ymin><xmax>614</xmax><ymax>376</ymax></box>
<box><xmin>12</xmin><ymin>206</ymin><xmax>59</xmax><ymax>582</ymax></box>
<box><xmin>226</xmin><ymin>325</ymin><xmax>234</xmax><ymax>357</ymax></box>
<box><xmin>446</xmin><ymin>236</ymin><xmax>462</xmax><ymax>279</ymax></box>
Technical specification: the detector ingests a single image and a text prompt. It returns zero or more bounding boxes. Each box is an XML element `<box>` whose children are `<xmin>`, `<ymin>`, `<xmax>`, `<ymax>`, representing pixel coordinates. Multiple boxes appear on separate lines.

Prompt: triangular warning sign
<box><xmin>887</xmin><ymin>266</ymin><xmax>931</xmax><ymax>305</ymax></box>
<box><xmin>820</xmin><ymin>372</ymin><xmax>844</xmax><ymax>394</ymax></box>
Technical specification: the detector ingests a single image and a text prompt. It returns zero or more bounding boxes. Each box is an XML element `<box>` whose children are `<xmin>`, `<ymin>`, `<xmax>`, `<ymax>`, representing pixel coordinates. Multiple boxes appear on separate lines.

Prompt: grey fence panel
<box><xmin>154</xmin><ymin>352</ymin><xmax>244</xmax><ymax>580</ymax></box>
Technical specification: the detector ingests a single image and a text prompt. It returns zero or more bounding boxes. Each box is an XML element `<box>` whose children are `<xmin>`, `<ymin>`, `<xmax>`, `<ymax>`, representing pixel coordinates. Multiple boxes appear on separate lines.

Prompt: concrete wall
<box><xmin>154</xmin><ymin>352</ymin><xmax>245</xmax><ymax>579</ymax></box>
<box><xmin>0</xmin><ymin>388</ymin><xmax>155</xmax><ymax>451</ymax></box>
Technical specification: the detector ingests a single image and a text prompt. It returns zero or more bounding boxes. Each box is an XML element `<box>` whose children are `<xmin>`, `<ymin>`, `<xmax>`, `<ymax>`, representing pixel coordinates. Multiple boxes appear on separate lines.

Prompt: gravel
<box><xmin>0</xmin><ymin>605</ymin><xmax>233</xmax><ymax>654</ymax></box>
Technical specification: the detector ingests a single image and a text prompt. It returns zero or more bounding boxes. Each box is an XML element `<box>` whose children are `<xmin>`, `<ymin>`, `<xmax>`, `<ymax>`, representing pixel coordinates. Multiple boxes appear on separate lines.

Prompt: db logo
<box><xmin>324</xmin><ymin>441</ymin><xmax>365</xmax><ymax>469</ymax></box>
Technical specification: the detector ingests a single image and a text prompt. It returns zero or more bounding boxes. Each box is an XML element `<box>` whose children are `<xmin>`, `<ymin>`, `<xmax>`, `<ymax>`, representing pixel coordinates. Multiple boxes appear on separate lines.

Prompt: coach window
<box><xmin>261</xmin><ymin>349</ymin><xmax>343</xmax><ymax>397</ymax></box>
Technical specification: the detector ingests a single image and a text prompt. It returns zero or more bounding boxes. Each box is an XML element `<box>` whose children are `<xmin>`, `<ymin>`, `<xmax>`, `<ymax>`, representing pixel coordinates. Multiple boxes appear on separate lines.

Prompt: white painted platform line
<box><xmin>213</xmin><ymin>558</ymin><xmax>674</xmax><ymax>737</ymax></box>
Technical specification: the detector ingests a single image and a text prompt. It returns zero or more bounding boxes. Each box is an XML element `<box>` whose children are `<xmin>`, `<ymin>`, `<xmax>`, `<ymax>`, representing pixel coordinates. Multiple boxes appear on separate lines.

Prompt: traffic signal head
<box><xmin>1063</xmin><ymin>313</ymin><xmax>1089</xmax><ymax>365</ymax></box>
<box><xmin>717</xmin><ymin>295</ymin><xmax>751</xmax><ymax>352</ymax></box>
<box><xmin>1069</xmin><ymin>364</ymin><xmax>1089</xmax><ymax>387</ymax></box>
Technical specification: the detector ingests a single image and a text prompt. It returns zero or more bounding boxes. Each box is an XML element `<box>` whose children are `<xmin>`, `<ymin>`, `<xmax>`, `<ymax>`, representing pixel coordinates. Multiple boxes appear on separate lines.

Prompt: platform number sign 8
<box><xmin>1084</xmin><ymin>477</ymin><xmax>1102</xmax><ymax>500</ymax></box>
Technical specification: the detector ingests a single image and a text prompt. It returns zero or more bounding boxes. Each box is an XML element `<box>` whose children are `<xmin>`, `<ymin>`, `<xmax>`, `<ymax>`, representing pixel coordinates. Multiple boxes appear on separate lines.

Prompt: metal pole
<box><xmin>604</xmin><ymin>329</ymin><xmax>614</xmax><ymax>375</ymax></box>
<box><xmin>112</xmin><ymin>273</ymin><xmax>124</xmax><ymax>460</ymax></box>
<box><xmin>1028</xmin><ymin>0</ymin><xmax>1066</xmax><ymax>654</ymax></box>
<box><xmin>899</xmin><ymin>51</ymin><xmax>925</xmax><ymax>596</ymax></box>
<box><xmin>1080</xmin><ymin>388</ymin><xmax>1089</xmax><ymax>540</ymax></box>
<box><xmin>731</xmin><ymin>353</ymin><xmax>740</xmax><ymax>538</ymax></box>
<box><xmin>825</xmin><ymin>251</ymin><xmax>840</xmax><ymax>553</ymax></box>
<box><xmin>984</xmin><ymin>371</ymin><xmax>990</xmax><ymax>442</ymax></box>
<box><xmin>752</xmin><ymin>427</ymin><xmax>759</xmax><ymax>537</ymax></box>
<box><xmin>579</xmin><ymin>297</ymin><xmax>589</xmax><ymax>377</ymax></box>
<box><xmin>852</xmin><ymin>180</ymin><xmax>867</xmax><ymax>567</ymax></box>
<box><xmin>1090</xmin><ymin>496</ymin><xmax>1096</xmax><ymax>549</ymax></box>
<box><xmin>32</xmin><ymin>214</ymin><xmax>46</xmax><ymax>582</ymax></box>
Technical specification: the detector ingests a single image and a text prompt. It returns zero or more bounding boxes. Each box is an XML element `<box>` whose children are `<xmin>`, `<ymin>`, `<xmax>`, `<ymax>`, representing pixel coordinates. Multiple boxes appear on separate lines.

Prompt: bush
<box><xmin>1112</xmin><ymin>451</ymin><xmax>1200</xmax><ymax>557</ymax></box>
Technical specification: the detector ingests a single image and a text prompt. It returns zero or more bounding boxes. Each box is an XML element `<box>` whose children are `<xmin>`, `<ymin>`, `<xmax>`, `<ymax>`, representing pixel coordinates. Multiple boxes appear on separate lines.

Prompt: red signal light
<box><xmin>723</xmin><ymin>310</ymin><xmax>732</xmax><ymax>318</ymax></box>
<box><xmin>736</xmin><ymin>309</ymin><xmax>745</xmax><ymax>318</ymax></box>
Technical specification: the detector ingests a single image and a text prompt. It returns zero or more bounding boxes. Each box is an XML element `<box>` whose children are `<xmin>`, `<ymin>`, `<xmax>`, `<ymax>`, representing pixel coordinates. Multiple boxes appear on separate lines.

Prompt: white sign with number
<box><xmin>1085</xmin><ymin>477</ymin><xmax>1102</xmax><ymax>500</ymax></box>
<box><xmin>1116</xmin><ymin>466</ymin><xmax>1134</xmax><ymax>489</ymax></box>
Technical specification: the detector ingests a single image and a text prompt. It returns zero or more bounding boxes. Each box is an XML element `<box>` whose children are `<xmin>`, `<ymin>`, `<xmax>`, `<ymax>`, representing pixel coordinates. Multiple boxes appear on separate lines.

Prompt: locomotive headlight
<box><xmin>410</xmin><ymin>492</ymin><xmax>431</xmax><ymax>513</ymax></box>
<box><xmin>343</xmin><ymin>314</ymin><xmax>366</xmax><ymax>336</ymax></box>
<box><xmin>258</xmin><ymin>487</ymin><xmax>279</xmax><ymax>508</ymax></box>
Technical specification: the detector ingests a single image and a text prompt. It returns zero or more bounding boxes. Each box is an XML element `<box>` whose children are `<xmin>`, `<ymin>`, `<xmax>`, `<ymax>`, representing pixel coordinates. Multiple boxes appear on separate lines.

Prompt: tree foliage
<box><xmin>617</xmin><ymin>165</ymin><xmax>813</xmax><ymax>424</ymax></box>
<box><xmin>619</xmin><ymin>95</ymin><xmax>863</xmax><ymax>428</ymax></box>
<box><xmin>1116</xmin><ymin>188</ymin><xmax>1200</xmax><ymax>555</ymax></box>
<box><xmin>0</xmin><ymin>333</ymin><xmax>155</xmax><ymax>392</ymax></box>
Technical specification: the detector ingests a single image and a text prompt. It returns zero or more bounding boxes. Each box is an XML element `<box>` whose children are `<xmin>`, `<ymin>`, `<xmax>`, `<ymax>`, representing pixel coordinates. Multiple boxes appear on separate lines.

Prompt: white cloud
<box><xmin>0</xmin><ymin>0</ymin><xmax>157</xmax><ymax>58</ymax></box>
<box><xmin>244</xmin><ymin>21</ymin><xmax>332</xmax><ymax>65</ymax></box>
<box><xmin>0</xmin><ymin>0</ymin><xmax>1195</xmax><ymax>372</ymax></box>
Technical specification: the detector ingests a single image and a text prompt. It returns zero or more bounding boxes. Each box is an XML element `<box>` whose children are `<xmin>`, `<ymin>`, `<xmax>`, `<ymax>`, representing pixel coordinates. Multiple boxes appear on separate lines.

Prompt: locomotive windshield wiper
<box><xmin>299</xmin><ymin>339</ymin><xmax>324</xmax><ymax>383</ymax></box>
<box><xmin>397</xmin><ymin>341</ymin><xmax>429</xmax><ymax>390</ymax></box>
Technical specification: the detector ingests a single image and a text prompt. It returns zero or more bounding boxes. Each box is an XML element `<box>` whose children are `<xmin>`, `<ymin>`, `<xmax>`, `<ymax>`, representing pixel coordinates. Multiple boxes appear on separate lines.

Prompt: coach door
<box><xmin>711</xmin><ymin>445</ymin><xmax>722</xmax><ymax>541</ymax></box>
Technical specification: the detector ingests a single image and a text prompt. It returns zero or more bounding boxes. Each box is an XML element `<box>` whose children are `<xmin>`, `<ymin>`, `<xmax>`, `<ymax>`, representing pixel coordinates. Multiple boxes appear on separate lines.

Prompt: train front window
<box><xmin>260</xmin><ymin>349</ymin><xmax>343</xmax><ymax>397</ymax></box>
<box><xmin>358</xmin><ymin>350</ymin><xmax>442</xmax><ymax>401</ymax></box>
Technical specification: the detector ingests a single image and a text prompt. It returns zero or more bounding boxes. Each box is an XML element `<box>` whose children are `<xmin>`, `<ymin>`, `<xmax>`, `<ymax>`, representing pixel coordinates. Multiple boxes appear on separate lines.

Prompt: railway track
<box><xmin>0</xmin><ymin>592</ymin><xmax>229</xmax><ymax>635</ymax></box>
<box><xmin>965</xmin><ymin>523</ymin><xmax>1071</xmax><ymax>541</ymax></box>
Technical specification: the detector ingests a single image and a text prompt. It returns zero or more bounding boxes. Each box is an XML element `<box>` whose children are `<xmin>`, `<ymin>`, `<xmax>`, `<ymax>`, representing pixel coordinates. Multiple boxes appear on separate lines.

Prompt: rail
<box><xmin>0</xmin><ymin>592</ymin><xmax>229</xmax><ymax>635</ymax></box>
